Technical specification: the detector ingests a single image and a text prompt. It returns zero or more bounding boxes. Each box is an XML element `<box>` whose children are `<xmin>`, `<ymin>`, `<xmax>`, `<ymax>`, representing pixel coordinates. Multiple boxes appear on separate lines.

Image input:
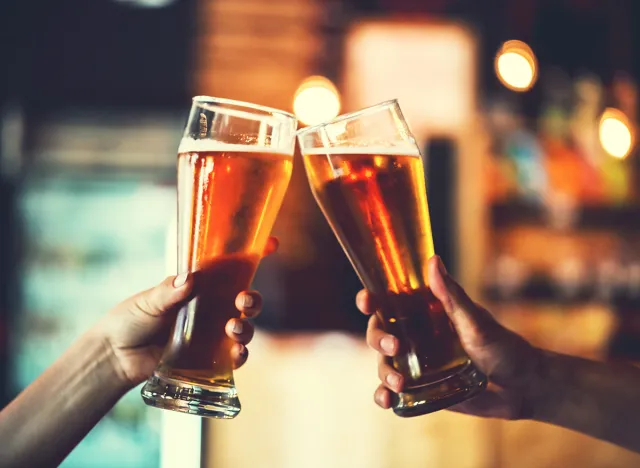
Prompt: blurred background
<box><xmin>3</xmin><ymin>0</ymin><xmax>640</xmax><ymax>467</ymax></box>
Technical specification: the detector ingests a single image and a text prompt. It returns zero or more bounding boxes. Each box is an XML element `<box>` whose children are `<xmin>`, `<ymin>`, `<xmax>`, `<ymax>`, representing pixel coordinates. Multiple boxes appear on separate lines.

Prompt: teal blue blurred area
<box><xmin>12</xmin><ymin>173</ymin><xmax>175</xmax><ymax>468</ymax></box>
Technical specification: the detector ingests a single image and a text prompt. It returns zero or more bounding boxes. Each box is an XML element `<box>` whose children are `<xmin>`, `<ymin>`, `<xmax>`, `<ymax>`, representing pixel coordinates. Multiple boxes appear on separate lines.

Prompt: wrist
<box><xmin>88</xmin><ymin>325</ymin><xmax>136</xmax><ymax>394</ymax></box>
<box><xmin>523</xmin><ymin>348</ymin><xmax>558</xmax><ymax>422</ymax></box>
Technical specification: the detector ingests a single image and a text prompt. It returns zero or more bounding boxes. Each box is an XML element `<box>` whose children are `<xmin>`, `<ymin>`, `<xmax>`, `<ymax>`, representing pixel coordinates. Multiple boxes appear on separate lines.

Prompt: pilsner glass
<box><xmin>141</xmin><ymin>97</ymin><xmax>297</xmax><ymax>418</ymax></box>
<box><xmin>297</xmin><ymin>100</ymin><xmax>486</xmax><ymax>417</ymax></box>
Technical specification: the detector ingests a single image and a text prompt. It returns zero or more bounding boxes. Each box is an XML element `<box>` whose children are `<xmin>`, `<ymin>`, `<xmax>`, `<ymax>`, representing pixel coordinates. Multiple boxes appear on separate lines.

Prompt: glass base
<box><xmin>391</xmin><ymin>362</ymin><xmax>487</xmax><ymax>418</ymax></box>
<box><xmin>141</xmin><ymin>374</ymin><xmax>241</xmax><ymax>419</ymax></box>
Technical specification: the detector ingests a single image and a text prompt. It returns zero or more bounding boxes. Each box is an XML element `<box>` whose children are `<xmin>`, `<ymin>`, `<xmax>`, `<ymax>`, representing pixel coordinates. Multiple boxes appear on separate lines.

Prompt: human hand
<box><xmin>99</xmin><ymin>237</ymin><xmax>279</xmax><ymax>388</ymax></box>
<box><xmin>356</xmin><ymin>255</ymin><xmax>546</xmax><ymax>420</ymax></box>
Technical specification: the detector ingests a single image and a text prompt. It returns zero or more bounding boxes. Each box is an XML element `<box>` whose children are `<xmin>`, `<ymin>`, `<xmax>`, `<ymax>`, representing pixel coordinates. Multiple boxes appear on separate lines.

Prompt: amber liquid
<box><xmin>303</xmin><ymin>151</ymin><xmax>468</xmax><ymax>387</ymax></box>
<box><xmin>157</xmin><ymin>148</ymin><xmax>292</xmax><ymax>386</ymax></box>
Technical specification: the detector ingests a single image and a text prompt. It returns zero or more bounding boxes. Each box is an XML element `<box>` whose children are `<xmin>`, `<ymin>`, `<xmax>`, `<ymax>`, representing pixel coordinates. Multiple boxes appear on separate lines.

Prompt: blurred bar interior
<box><xmin>3</xmin><ymin>0</ymin><xmax>640</xmax><ymax>466</ymax></box>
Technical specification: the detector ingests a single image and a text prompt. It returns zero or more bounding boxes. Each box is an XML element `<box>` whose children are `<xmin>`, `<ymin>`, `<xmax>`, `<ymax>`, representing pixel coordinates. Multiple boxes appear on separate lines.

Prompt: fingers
<box><xmin>130</xmin><ymin>273</ymin><xmax>194</xmax><ymax>318</ymax></box>
<box><xmin>359</xmin><ymin>291</ymin><xmax>400</xmax><ymax>409</ymax></box>
<box><xmin>230</xmin><ymin>343</ymin><xmax>249</xmax><ymax>369</ymax></box>
<box><xmin>377</xmin><ymin>354</ymin><xmax>403</xmax><ymax>392</ymax></box>
<box><xmin>373</xmin><ymin>384</ymin><xmax>392</xmax><ymax>409</ymax></box>
<box><xmin>366</xmin><ymin>315</ymin><xmax>398</xmax><ymax>356</ymax></box>
<box><xmin>263</xmin><ymin>236</ymin><xmax>279</xmax><ymax>257</ymax></box>
<box><xmin>227</xmin><ymin>290</ymin><xmax>262</xmax><ymax>367</ymax></box>
<box><xmin>356</xmin><ymin>289</ymin><xmax>378</xmax><ymax>315</ymax></box>
<box><xmin>235</xmin><ymin>290</ymin><xmax>263</xmax><ymax>318</ymax></box>
<box><xmin>225</xmin><ymin>318</ymin><xmax>255</xmax><ymax>345</ymax></box>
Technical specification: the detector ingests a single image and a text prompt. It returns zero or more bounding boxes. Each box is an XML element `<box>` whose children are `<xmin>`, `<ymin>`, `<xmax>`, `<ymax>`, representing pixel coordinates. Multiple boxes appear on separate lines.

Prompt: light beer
<box><xmin>304</xmin><ymin>147</ymin><xmax>469</xmax><ymax>380</ymax></box>
<box><xmin>141</xmin><ymin>95</ymin><xmax>297</xmax><ymax>419</ymax></box>
<box><xmin>300</xmin><ymin>117</ymin><xmax>486</xmax><ymax>417</ymax></box>
<box><xmin>154</xmin><ymin>141</ymin><xmax>292</xmax><ymax>388</ymax></box>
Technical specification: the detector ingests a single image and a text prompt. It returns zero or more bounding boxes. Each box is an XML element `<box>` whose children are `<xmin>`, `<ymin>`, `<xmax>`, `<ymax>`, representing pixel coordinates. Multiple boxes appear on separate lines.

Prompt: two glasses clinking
<box><xmin>141</xmin><ymin>96</ymin><xmax>487</xmax><ymax>419</ymax></box>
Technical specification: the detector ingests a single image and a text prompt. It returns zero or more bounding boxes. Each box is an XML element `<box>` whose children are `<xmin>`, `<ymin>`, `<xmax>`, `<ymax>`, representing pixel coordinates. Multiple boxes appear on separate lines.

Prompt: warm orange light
<box><xmin>599</xmin><ymin>108</ymin><xmax>634</xmax><ymax>159</ymax></box>
<box><xmin>293</xmin><ymin>76</ymin><xmax>341</xmax><ymax>126</ymax></box>
<box><xmin>495</xmin><ymin>40</ymin><xmax>538</xmax><ymax>92</ymax></box>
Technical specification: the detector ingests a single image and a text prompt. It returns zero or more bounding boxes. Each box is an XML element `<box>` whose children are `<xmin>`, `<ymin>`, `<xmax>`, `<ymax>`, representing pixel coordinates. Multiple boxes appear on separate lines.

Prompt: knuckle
<box><xmin>133</xmin><ymin>293</ymin><xmax>155</xmax><ymax>315</ymax></box>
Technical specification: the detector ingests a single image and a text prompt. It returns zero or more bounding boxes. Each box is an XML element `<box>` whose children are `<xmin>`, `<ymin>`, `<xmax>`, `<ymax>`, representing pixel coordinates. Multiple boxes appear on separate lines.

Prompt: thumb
<box><xmin>128</xmin><ymin>272</ymin><xmax>194</xmax><ymax>319</ymax></box>
<box><xmin>428</xmin><ymin>256</ymin><xmax>503</xmax><ymax>348</ymax></box>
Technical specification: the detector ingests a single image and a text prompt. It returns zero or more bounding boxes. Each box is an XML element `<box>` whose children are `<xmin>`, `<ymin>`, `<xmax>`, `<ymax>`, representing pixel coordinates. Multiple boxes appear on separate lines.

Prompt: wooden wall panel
<box><xmin>193</xmin><ymin>0</ymin><xmax>324</xmax><ymax>110</ymax></box>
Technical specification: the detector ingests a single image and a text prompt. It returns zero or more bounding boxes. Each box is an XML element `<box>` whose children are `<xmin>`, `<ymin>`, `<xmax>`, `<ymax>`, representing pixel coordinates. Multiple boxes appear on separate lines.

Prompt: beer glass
<box><xmin>141</xmin><ymin>97</ymin><xmax>297</xmax><ymax>418</ymax></box>
<box><xmin>297</xmin><ymin>100</ymin><xmax>486</xmax><ymax>417</ymax></box>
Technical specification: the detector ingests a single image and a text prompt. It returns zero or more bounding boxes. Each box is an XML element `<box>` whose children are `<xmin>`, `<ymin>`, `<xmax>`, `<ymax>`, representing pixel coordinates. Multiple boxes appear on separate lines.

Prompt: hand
<box><xmin>99</xmin><ymin>237</ymin><xmax>279</xmax><ymax>388</ymax></box>
<box><xmin>356</xmin><ymin>255</ymin><xmax>546</xmax><ymax>420</ymax></box>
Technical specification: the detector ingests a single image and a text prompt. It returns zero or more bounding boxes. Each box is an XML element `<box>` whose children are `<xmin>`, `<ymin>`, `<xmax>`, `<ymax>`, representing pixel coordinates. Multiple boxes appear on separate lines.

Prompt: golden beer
<box><xmin>299</xmin><ymin>100</ymin><xmax>486</xmax><ymax>417</ymax></box>
<box><xmin>304</xmin><ymin>148</ymin><xmax>469</xmax><ymax>382</ymax></box>
<box><xmin>156</xmin><ymin>144</ymin><xmax>292</xmax><ymax>385</ymax></box>
<box><xmin>142</xmin><ymin>97</ymin><xmax>296</xmax><ymax>418</ymax></box>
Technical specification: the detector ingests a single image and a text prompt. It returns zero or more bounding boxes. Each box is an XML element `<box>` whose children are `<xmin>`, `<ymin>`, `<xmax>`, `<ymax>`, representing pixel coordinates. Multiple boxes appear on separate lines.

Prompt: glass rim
<box><xmin>296</xmin><ymin>99</ymin><xmax>399</xmax><ymax>137</ymax></box>
<box><xmin>192</xmin><ymin>95</ymin><xmax>297</xmax><ymax>120</ymax></box>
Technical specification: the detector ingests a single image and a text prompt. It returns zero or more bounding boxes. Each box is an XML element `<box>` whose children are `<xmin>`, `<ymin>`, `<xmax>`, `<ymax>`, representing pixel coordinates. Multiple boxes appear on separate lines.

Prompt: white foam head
<box><xmin>178</xmin><ymin>138</ymin><xmax>293</xmax><ymax>156</ymax></box>
<box><xmin>302</xmin><ymin>145</ymin><xmax>421</xmax><ymax>157</ymax></box>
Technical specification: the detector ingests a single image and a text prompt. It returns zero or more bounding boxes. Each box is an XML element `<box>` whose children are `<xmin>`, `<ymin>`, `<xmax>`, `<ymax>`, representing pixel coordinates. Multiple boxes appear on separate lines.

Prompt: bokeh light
<box><xmin>495</xmin><ymin>40</ymin><xmax>538</xmax><ymax>92</ymax></box>
<box><xmin>293</xmin><ymin>76</ymin><xmax>341</xmax><ymax>126</ymax></box>
<box><xmin>599</xmin><ymin>108</ymin><xmax>634</xmax><ymax>159</ymax></box>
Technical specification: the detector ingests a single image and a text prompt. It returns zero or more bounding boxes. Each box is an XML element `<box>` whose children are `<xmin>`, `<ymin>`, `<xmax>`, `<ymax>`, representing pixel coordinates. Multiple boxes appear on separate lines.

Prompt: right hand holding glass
<box><xmin>357</xmin><ymin>255</ymin><xmax>547</xmax><ymax>420</ymax></box>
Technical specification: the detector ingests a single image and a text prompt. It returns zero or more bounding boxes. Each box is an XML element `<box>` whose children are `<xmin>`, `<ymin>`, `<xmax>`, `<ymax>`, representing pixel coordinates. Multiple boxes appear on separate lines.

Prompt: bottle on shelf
<box><xmin>570</xmin><ymin>74</ymin><xmax>606</xmax><ymax>205</ymax></box>
<box><xmin>485</xmin><ymin>99</ymin><xmax>543</xmax><ymax>204</ymax></box>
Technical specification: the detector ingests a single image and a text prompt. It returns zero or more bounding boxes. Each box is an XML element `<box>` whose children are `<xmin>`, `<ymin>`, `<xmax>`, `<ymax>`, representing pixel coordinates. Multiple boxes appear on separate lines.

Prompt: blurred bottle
<box><xmin>589</xmin><ymin>75</ymin><xmax>633</xmax><ymax>205</ymax></box>
<box><xmin>505</xmin><ymin>126</ymin><xmax>547</xmax><ymax>204</ymax></box>
<box><xmin>600</xmin><ymin>155</ymin><xmax>631</xmax><ymax>205</ymax></box>
<box><xmin>545</xmin><ymin>191</ymin><xmax>579</xmax><ymax>230</ymax></box>
<box><xmin>485</xmin><ymin>100</ymin><xmax>532</xmax><ymax>203</ymax></box>
<box><xmin>552</xmin><ymin>257</ymin><xmax>588</xmax><ymax>300</ymax></box>
<box><xmin>487</xmin><ymin>98</ymin><xmax>547</xmax><ymax>204</ymax></box>
<box><xmin>595</xmin><ymin>258</ymin><xmax>627</xmax><ymax>302</ymax></box>
<box><xmin>570</xmin><ymin>74</ymin><xmax>606</xmax><ymax>204</ymax></box>
<box><xmin>485</xmin><ymin>150</ymin><xmax>518</xmax><ymax>204</ymax></box>
<box><xmin>539</xmin><ymin>100</ymin><xmax>583</xmax><ymax>206</ymax></box>
<box><xmin>609</xmin><ymin>74</ymin><xmax>637</xmax><ymax>204</ymax></box>
<box><xmin>493</xmin><ymin>254</ymin><xmax>530</xmax><ymax>300</ymax></box>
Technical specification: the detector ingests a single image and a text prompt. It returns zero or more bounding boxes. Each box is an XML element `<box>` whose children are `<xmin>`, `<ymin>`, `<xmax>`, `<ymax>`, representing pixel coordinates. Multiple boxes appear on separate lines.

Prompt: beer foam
<box><xmin>178</xmin><ymin>138</ymin><xmax>293</xmax><ymax>156</ymax></box>
<box><xmin>302</xmin><ymin>145</ymin><xmax>422</xmax><ymax>157</ymax></box>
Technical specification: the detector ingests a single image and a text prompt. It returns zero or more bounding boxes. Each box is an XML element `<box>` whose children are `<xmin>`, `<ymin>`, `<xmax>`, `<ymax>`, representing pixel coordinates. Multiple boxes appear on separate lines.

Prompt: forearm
<box><xmin>0</xmin><ymin>327</ymin><xmax>131</xmax><ymax>467</ymax></box>
<box><xmin>531</xmin><ymin>350</ymin><xmax>640</xmax><ymax>452</ymax></box>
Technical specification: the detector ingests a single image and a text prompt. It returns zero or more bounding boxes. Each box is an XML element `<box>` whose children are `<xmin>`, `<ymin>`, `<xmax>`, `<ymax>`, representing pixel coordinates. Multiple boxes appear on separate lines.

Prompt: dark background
<box><xmin>2</xmin><ymin>0</ymin><xmax>638</xmax><ymax>112</ymax></box>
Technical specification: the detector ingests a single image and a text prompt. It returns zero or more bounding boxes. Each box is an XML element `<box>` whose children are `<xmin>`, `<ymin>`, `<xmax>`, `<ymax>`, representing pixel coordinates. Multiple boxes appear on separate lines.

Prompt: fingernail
<box><xmin>386</xmin><ymin>373</ymin><xmax>401</xmax><ymax>389</ymax></box>
<box><xmin>380</xmin><ymin>336</ymin><xmax>395</xmax><ymax>354</ymax></box>
<box><xmin>232</xmin><ymin>320</ymin><xmax>244</xmax><ymax>334</ymax></box>
<box><xmin>173</xmin><ymin>272</ymin><xmax>188</xmax><ymax>288</ymax></box>
<box><xmin>437</xmin><ymin>256</ymin><xmax>448</xmax><ymax>276</ymax></box>
<box><xmin>374</xmin><ymin>392</ymin><xmax>383</xmax><ymax>406</ymax></box>
<box><xmin>240</xmin><ymin>294</ymin><xmax>254</xmax><ymax>309</ymax></box>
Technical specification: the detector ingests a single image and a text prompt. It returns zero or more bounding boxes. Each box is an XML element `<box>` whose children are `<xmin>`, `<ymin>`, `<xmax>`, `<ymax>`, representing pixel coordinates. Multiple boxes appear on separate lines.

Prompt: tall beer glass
<box><xmin>141</xmin><ymin>97</ymin><xmax>297</xmax><ymax>418</ymax></box>
<box><xmin>297</xmin><ymin>100</ymin><xmax>486</xmax><ymax>417</ymax></box>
